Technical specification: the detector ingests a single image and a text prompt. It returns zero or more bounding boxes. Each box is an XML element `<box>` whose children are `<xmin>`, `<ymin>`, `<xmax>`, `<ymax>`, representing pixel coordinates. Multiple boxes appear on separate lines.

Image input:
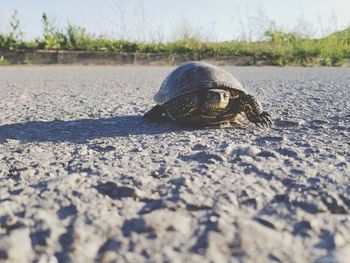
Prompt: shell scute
<box><xmin>154</xmin><ymin>61</ymin><xmax>246</xmax><ymax>104</ymax></box>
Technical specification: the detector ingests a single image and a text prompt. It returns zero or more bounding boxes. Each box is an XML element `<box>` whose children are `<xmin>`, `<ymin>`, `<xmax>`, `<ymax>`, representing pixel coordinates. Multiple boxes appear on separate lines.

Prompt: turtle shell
<box><xmin>154</xmin><ymin>61</ymin><xmax>246</xmax><ymax>104</ymax></box>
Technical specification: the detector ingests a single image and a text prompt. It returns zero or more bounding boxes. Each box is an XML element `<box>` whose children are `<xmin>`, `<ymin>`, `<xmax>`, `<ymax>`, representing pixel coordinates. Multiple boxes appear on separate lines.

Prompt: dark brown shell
<box><xmin>154</xmin><ymin>61</ymin><xmax>246</xmax><ymax>104</ymax></box>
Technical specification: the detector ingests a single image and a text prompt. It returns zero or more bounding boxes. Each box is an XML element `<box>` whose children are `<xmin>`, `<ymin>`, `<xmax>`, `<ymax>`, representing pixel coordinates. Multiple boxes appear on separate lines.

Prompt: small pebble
<box><xmin>237</xmin><ymin>146</ymin><xmax>261</xmax><ymax>157</ymax></box>
<box><xmin>209</xmin><ymin>216</ymin><xmax>218</xmax><ymax>223</ymax></box>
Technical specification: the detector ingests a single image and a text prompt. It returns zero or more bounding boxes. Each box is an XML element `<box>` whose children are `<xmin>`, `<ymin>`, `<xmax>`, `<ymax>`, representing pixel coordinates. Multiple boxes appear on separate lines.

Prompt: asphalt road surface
<box><xmin>0</xmin><ymin>65</ymin><xmax>349</xmax><ymax>262</ymax></box>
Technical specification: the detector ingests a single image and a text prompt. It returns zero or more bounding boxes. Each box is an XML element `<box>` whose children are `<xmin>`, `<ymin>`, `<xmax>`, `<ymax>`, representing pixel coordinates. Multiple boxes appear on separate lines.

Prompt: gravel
<box><xmin>0</xmin><ymin>65</ymin><xmax>349</xmax><ymax>262</ymax></box>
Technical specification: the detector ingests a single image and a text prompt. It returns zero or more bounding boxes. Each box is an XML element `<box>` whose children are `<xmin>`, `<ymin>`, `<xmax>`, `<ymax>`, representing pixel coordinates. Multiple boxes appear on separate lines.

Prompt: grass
<box><xmin>1</xmin><ymin>11</ymin><xmax>350</xmax><ymax>66</ymax></box>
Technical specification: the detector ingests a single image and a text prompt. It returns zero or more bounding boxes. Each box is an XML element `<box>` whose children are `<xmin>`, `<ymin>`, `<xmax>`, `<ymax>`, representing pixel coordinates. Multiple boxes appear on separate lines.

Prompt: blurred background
<box><xmin>1</xmin><ymin>0</ymin><xmax>349</xmax><ymax>66</ymax></box>
<box><xmin>1</xmin><ymin>0</ymin><xmax>349</xmax><ymax>41</ymax></box>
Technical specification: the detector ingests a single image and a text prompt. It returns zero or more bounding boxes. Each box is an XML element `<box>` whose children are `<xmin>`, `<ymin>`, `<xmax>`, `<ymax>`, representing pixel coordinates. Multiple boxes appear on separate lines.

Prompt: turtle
<box><xmin>144</xmin><ymin>61</ymin><xmax>272</xmax><ymax>127</ymax></box>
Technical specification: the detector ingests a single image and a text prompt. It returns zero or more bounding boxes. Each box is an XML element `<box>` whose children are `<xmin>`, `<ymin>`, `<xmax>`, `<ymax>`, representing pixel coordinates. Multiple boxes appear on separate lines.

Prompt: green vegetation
<box><xmin>0</xmin><ymin>56</ymin><xmax>6</xmax><ymax>65</ymax></box>
<box><xmin>1</xmin><ymin>11</ymin><xmax>350</xmax><ymax>66</ymax></box>
<box><xmin>0</xmin><ymin>10</ymin><xmax>24</xmax><ymax>50</ymax></box>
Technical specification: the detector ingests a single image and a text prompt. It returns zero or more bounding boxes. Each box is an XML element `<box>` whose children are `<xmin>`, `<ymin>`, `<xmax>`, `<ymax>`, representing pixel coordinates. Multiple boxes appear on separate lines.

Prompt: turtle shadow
<box><xmin>0</xmin><ymin>115</ymin><xmax>181</xmax><ymax>143</ymax></box>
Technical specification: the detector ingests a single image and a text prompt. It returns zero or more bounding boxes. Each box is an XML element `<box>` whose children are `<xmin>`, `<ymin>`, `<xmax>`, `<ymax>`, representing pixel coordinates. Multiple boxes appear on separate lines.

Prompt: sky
<box><xmin>0</xmin><ymin>0</ymin><xmax>349</xmax><ymax>41</ymax></box>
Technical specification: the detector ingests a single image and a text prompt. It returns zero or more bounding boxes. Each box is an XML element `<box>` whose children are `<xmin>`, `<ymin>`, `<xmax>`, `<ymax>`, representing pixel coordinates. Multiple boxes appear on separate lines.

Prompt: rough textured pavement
<box><xmin>0</xmin><ymin>65</ymin><xmax>349</xmax><ymax>263</ymax></box>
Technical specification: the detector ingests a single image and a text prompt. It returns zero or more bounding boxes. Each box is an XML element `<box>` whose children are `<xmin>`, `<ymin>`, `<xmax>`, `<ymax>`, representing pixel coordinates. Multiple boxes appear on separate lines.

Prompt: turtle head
<box><xmin>202</xmin><ymin>89</ymin><xmax>230</xmax><ymax>112</ymax></box>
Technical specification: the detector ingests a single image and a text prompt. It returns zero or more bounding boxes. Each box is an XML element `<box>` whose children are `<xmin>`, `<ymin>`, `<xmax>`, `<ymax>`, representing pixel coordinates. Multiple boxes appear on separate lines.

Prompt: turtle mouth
<box><xmin>202</xmin><ymin>89</ymin><xmax>230</xmax><ymax>111</ymax></box>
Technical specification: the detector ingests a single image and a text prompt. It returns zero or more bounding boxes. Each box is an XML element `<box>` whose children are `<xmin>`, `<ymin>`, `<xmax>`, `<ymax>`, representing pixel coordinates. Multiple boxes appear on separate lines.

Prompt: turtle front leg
<box><xmin>144</xmin><ymin>105</ymin><xmax>165</xmax><ymax>121</ymax></box>
<box><xmin>236</xmin><ymin>94</ymin><xmax>273</xmax><ymax>127</ymax></box>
